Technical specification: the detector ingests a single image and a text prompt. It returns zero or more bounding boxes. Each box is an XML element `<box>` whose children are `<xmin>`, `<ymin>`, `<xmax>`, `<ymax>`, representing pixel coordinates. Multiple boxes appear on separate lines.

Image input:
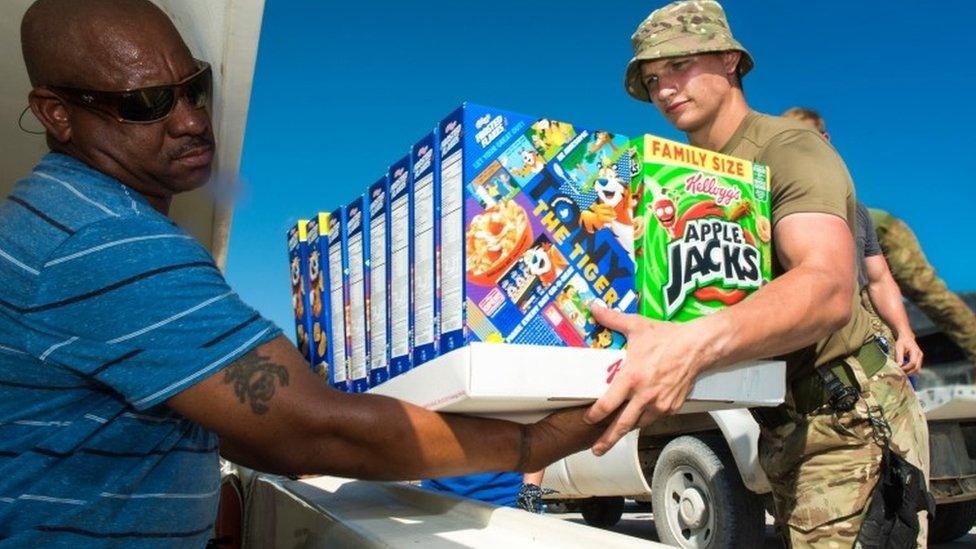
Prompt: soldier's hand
<box><xmin>896</xmin><ymin>334</ymin><xmax>923</xmax><ymax>375</ymax></box>
<box><xmin>583</xmin><ymin>304</ymin><xmax>706</xmax><ymax>456</ymax></box>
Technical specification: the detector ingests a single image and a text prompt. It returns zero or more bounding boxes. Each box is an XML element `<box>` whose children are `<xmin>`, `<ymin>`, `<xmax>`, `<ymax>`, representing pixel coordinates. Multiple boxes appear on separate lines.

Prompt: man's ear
<box><xmin>28</xmin><ymin>88</ymin><xmax>71</xmax><ymax>143</ymax></box>
<box><xmin>722</xmin><ymin>51</ymin><xmax>742</xmax><ymax>78</ymax></box>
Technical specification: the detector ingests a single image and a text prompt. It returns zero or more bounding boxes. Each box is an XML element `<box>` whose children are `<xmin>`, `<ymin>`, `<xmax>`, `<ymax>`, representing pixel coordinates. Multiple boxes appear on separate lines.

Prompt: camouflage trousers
<box><xmin>759</xmin><ymin>353</ymin><xmax>930</xmax><ymax>548</ymax></box>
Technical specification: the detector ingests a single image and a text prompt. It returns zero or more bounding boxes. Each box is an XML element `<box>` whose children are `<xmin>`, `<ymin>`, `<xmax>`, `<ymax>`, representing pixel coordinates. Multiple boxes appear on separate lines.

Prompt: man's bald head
<box><xmin>22</xmin><ymin>0</ymin><xmax>214</xmax><ymax>213</ymax></box>
<box><xmin>22</xmin><ymin>0</ymin><xmax>192</xmax><ymax>90</ymax></box>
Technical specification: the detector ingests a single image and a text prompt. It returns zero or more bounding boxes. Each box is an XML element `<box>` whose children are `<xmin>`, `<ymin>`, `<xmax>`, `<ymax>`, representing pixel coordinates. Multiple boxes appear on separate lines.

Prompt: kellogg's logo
<box><xmin>391</xmin><ymin>170</ymin><xmax>408</xmax><ymax>197</ymax></box>
<box><xmin>328</xmin><ymin>217</ymin><xmax>340</xmax><ymax>241</ymax></box>
<box><xmin>370</xmin><ymin>189</ymin><xmax>384</xmax><ymax>215</ymax></box>
<box><xmin>287</xmin><ymin>228</ymin><xmax>299</xmax><ymax>250</ymax></box>
<box><xmin>440</xmin><ymin>121</ymin><xmax>462</xmax><ymax>156</ymax></box>
<box><xmin>684</xmin><ymin>173</ymin><xmax>741</xmax><ymax>206</ymax></box>
<box><xmin>348</xmin><ymin>207</ymin><xmax>361</xmax><ymax>232</ymax></box>
<box><xmin>414</xmin><ymin>145</ymin><xmax>433</xmax><ymax>176</ymax></box>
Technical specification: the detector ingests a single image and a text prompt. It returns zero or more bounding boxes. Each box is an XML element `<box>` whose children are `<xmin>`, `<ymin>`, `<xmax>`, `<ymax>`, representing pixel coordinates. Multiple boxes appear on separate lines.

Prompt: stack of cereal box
<box><xmin>287</xmin><ymin>103</ymin><xmax>776</xmax><ymax>409</ymax></box>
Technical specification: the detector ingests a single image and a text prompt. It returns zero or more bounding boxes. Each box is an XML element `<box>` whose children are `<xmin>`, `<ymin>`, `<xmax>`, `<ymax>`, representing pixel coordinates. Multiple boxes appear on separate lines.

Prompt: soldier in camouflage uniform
<box><xmin>871</xmin><ymin>208</ymin><xmax>976</xmax><ymax>367</ymax></box>
<box><xmin>585</xmin><ymin>2</ymin><xmax>931</xmax><ymax>547</ymax></box>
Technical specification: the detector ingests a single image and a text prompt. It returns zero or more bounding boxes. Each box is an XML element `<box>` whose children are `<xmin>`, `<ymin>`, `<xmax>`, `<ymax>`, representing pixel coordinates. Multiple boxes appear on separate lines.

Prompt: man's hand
<box><xmin>582</xmin><ymin>305</ymin><xmax>709</xmax><ymax>456</ymax></box>
<box><xmin>895</xmin><ymin>334</ymin><xmax>923</xmax><ymax>375</ymax></box>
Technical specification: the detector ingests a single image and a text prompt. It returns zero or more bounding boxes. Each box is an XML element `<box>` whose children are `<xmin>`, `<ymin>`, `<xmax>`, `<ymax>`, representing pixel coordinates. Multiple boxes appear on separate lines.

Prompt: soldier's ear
<box><xmin>722</xmin><ymin>51</ymin><xmax>741</xmax><ymax>76</ymax></box>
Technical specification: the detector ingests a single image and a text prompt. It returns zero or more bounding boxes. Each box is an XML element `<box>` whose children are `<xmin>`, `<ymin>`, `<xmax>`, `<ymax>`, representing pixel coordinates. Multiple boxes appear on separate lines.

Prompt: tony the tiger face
<box><xmin>309</xmin><ymin>250</ymin><xmax>321</xmax><ymax>285</ymax></box>
<box><xmin>594</xmin><ymin>173</ymin><xmax>626</xmax><ymax>208</ymax></box>
<box><xmin>290</xmin><ymin>257</ymin><xmax>301</xmax><ymax>288</ymax></box>
<box><xmin>523</xmin><ymin>247</ymin><xmax>552</xmax><ymax>276</ymax></box>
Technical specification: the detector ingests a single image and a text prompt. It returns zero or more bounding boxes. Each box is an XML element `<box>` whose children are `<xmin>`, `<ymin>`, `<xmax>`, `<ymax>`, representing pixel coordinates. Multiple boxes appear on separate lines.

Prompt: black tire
<box><xmin>580</xmin><ymin>496</ymin><xmax>625</xmax><ymax>528</ymax></box>
<box><xmin>929</xmin><ymin>499</ymin><xmax>976</xmax><ymax>544</ymax></box>
<box><xmin>651</xmin><ymin>434</ymin><xmax>765</xmax><ymax>548</ymax></box>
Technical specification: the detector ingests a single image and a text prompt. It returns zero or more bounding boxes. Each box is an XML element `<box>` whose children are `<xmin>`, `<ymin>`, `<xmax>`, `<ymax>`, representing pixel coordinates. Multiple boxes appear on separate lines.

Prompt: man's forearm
<box><xmin>697</xmin><ymin>263</ymin><xmax>851</xmax><ymax>369</ymax></box>
<box><xmin>304</xmin><ymin>394</ymin><xmax>527</xmax><ymax>480</ymax></box>
<box><xmin>868</xmin><ymin>274</ymin><xmax>913</xmax><ymax>339</ymax></box>
<box><xmin>222</xmin><ymin>390</ymin><xmax>525</xmax><ymax>480</ymax></box>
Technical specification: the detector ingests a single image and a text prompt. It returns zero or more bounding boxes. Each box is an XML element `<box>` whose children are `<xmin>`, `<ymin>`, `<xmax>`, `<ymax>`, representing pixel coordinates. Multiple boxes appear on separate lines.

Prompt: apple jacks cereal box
<box><xmin>388</xmin><ymin>156</ymin><xmax>413</xmax><ymax>377</ymax></box>
<box><xmin>412</xmin><ymin>133</ymin><xmax>440</xmax><ymax>366</ymax></box>
<box><xmin>438</xmin><ymin>103</ymin><xmax>636</xmax><ymax>350</ymax></box>
<box><xmin>307</xmin><ymin>213</ymin><xmax>333</xmax><ymax>383</ymax></box>
<box><xmin>631</xmin><ymin>135</ymin><xmax>772</xmax><ymax>321</ymax></box>
<box><xmin>287</xmin><ymin>221</ymin><xmax>315</xmax><ymax>365</ymax></box>
<box><xmin>345</xmin><ymin>196</ymin><xmax>371</xmax><ymax>393</ymax></box>
<box><xmin>327</xmin><ymin>206</ymin><xmax>350</xmax><ymax>391</ymax></box>
<box><xmin>367</xmin><ymin>178</ymin><xmax>391</xmax><ymax>387</ymax></box>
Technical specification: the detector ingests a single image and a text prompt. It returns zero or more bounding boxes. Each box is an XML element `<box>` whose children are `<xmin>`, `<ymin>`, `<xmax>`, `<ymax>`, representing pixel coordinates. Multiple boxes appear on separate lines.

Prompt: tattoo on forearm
<box><xmin>223</xmin><ymin>350</ymin><xmax>289</xmax><ymax>415</ymax></box>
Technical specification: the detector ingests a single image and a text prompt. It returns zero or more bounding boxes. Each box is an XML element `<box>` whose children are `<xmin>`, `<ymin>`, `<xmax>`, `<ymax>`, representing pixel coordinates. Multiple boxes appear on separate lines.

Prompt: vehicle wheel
<box><xmin>651</xmin><ymin>435</ymin><xmax>765</xmax><ymax>548</ymax></box>
<box><xmin>580</xmin><ymin>496</ymin><xmax>625</xmax><ymax>528</ymax></box>
<box><xmin>545</xmin><ymin>501</ymin><xmax>570</xmax><ymax>514</ymax></box>
<box><xmin>929</xmin><ymin>500</ymin><xmax>976</xmax><ymax>544</ymax></box>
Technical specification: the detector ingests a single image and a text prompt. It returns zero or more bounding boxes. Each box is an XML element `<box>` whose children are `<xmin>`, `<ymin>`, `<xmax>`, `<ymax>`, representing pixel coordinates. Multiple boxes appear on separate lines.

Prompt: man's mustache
<box><xmin>170</xmin><ymin>136</ymin><xmax>215</xmax><ymax>159</ymax></box>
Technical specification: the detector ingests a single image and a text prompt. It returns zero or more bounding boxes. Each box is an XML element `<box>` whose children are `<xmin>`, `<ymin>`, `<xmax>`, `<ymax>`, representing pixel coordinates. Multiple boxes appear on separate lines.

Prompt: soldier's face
<box><xmin>640</xmin><ymin>53</ymin><xmax>738</xmax><ymax>133</ymax></box>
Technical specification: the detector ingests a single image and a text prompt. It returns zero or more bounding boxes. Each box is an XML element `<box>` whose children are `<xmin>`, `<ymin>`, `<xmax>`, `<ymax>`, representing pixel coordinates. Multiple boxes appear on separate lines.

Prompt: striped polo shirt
<box><xmin>0</xmin><ymin>153</ymin><xmax>280</xmax><ymax>547</ymax></box>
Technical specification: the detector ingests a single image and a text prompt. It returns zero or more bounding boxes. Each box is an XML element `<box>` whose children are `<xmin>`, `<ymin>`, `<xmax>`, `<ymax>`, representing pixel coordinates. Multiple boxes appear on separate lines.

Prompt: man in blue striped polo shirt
<box><xmin>0</xmin><ymin>1</ymin><xmax>607</xmax><ymax>546</ymax></box>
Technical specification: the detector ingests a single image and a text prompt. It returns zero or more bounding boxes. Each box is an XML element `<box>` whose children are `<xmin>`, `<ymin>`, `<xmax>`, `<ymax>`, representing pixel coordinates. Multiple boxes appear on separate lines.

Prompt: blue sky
<box><xmin>227</xmin><ymin>0</ymin><xmax>976</xmax><ymax>337</ymax></box>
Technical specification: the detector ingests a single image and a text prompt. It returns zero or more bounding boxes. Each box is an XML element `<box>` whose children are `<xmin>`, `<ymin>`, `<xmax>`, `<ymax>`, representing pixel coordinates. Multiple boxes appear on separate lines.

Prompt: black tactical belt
<box><xmin>751</xmin><ymin>339</ymin><xmax>889</xmax><ymax>429</ymax></box>
<box><xmin>792</xmin><ymin>340</ymin><xmax>887</xmax><ymax>415</ymax></box>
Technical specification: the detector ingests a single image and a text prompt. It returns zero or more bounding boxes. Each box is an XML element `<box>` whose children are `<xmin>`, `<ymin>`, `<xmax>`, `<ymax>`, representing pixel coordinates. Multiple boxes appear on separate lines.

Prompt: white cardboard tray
<box><xmin>369</xmin><ymin>343</ymin><xmax>785</xmax><ymax>421</ymax></box>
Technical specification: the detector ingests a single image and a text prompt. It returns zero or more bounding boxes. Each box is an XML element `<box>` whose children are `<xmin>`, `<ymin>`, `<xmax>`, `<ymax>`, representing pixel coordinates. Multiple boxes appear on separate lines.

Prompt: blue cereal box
<box><xmin>345</xmin><ymin>196</ymin><xmax>371</xmax><ymax>393</ymax></box>
<box><xmin>327</xmin><ymin>206</ymin><xmax>350</xmax><ymax>391</ymax></box>
<box><xmin>367</xmin><ymin>177</ymin><xmax>391</xmax><ymax>387</ymax></box>
<box><xmin>286</xmin><ymin>221</ymin><xmax>315</xmax><ymax>364</ymax></box>
<box><xmin>307</xmin><ymin>212</ymin><xmax>333</xmax><ymax>384</ymax></box>
<box><xmin>388</xmin><ymin>156</ymin><xmax>413</xmax><ymax>377</ymax></box>
<box><xmin>411</xmin><ymin>133</ymin><xmax>440</xmax><ymax>366</ymax></box>
<box><xmin>438</xmin><ymin>103</ymin><xmax>636</xmax><ymax>350</ymax></box>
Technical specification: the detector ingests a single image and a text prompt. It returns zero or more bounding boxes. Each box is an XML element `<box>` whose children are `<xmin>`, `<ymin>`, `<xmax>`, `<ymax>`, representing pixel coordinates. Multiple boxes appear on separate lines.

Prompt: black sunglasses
<box><xmin>48</xmin><ymin>60</ymin><xmax>212</xmax><ymax>124</ymax></box>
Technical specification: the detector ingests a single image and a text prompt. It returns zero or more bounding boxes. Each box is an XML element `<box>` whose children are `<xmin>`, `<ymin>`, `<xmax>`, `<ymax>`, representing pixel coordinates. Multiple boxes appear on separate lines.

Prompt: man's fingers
<box><xmin>895</xmin><ymin>342</ymin><xmax>905</xmax><ymax>367</ymax></box>
<box><xmin>592</xmin><ymin>399</ymin><xmax>649</xmax><ymax>456</ymax></box>
<box><xmin>589</xmin><ymin>303</ymin><xmax>632</xmax><ymax>334</ymax></box>
<box><xmin>584</xmin><ymin>373</ymin><xmax>631</xmax><ymax>425</ymax></box>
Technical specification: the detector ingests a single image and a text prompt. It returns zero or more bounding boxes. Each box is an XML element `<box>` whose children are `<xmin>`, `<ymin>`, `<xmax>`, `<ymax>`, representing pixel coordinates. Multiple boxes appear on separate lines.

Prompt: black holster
<box><xmin>855</xmin><ymin>446</ymin><xmax>935</xmax><ymax>549</ymax></box>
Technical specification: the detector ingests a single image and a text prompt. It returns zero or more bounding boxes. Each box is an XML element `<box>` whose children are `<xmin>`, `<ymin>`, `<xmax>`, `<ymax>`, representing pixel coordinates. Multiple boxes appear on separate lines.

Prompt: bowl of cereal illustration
<box><xmin>465</xmin><ymin>199</ymin><xmax>533</xmax><ymax>286</ymax></box>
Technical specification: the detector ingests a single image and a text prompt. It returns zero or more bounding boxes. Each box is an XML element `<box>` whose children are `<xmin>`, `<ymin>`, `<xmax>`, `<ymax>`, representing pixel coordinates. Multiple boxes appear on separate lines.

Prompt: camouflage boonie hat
<box><xmin>625</xmin><ymin>0</ymin><xmax>754</xmax><ymax>102</ymax></box>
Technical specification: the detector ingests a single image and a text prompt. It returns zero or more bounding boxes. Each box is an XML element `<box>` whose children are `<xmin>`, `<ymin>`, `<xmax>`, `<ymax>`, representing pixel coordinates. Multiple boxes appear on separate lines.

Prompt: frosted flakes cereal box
<box><xmin>345</xmin><ymin>196</ymin><xmax>370</xmax><ymax>393</ymax></box>
<box><xmin>307</xmin><ymin>212</ymin><xmax>333</xmax><ymax>383</ymax></box>
<box><xmin>411</xmin><ymin>132</ymin><xmax>439</xmax><ymax>366</ymax></box>
<box><xmin>367</xmin><ymin>177</ymin><xmax>391</xmax><ymax>387</ymax></box>
<box><xmin>438</xmin><ymin>103</ymin><xmax>636</xmax><ymax>351</ymax></box>
<box><xmin>327</xmin><ymin>206</ymin><xmax>350</xmax><ymax>391</ymax></box>
<box><xmin>388</xmin><ymin>156</ymin><xmax>413</xmax><ymax>377</ymax></box>
<box><xmin>287</xmin><ymin>220</ymin><xmax>314</xmax><ymax>364</ymax></box>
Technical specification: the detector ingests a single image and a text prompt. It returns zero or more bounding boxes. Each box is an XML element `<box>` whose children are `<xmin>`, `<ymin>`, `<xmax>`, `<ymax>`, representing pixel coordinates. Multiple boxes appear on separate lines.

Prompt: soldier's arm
<box><xmin>167</xmin><ymin>335</ymin><xmax>605</xmax><ymax>479</ymax></box>
<box><xmin>864</xmin><ymin>253</ymin><xmax>914</xmax><ymax>341</ymax></box>
<box><xmin>865</xmin><ymin>253</ymin><xmax>922</xmax><ymax>372</ymax></box>
<box><xmin>584</xmin><ymin>212</ymin><xmax>854</xmax><ymax>453</ymax></box>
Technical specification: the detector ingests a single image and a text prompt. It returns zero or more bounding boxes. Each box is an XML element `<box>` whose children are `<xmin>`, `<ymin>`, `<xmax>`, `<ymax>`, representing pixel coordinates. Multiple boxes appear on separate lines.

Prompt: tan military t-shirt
<box><xmin>720</xmin><ymin>111</ymin><xmax>874</xmax><ymax>381</ymax></box>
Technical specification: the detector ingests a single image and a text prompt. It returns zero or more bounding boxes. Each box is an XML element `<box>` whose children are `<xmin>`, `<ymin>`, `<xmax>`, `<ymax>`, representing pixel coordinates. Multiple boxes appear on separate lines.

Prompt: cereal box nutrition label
<box><xmin>388</xmin><ymin>157</ymin><xmax>412</xmax><ymax>375</ymax></box>
<box><xmin>439</xmin><ymin>148</ymin><xmax>464</xmax><ymax>344</ymax></box>
<box><xmin>368</xmin><ymin>180</ymin><xmax>389</xmax><ymax>380</ymax></box>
